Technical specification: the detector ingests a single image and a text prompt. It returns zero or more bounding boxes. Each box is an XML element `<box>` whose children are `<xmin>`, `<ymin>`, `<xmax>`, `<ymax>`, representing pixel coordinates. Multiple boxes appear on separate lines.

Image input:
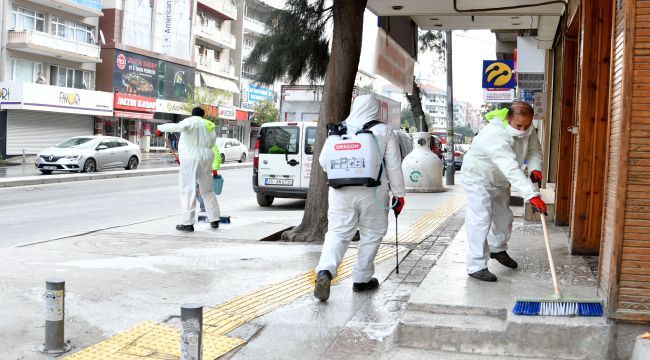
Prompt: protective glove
<box><xmin>392</xmin><ymin>196</ymin><xmax>405</xmax><ymax>216</ymax></box>
<box><xmin>155</xmin><ymin>129</ymin><xmax>163</xmax><ymax>137</ymax></box>
<box><xmin>530</xmin><ymin>170</ymin><xmax>543</xmax><ymax>185</ymax></box>
<box><xmin>212</xmin><ymin>170</ymin><xmax>218</xmax><ymax>177</ymax></box>
<box><xmin>530</xmin><ymin>196</ymin><xmax>548</xmax><ymax>216</ymax></box>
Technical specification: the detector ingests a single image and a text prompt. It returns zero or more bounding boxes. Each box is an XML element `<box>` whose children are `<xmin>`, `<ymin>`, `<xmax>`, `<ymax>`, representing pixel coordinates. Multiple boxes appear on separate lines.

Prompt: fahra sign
<box><xmin>335</xmin><ymin>143</ymin><xmax>362</xmax><ymax>151</ymax></box>
<box><xmin>114</xmin><ymin>93</ymin><xmax>156</xmax><ymax>112</ymax></box>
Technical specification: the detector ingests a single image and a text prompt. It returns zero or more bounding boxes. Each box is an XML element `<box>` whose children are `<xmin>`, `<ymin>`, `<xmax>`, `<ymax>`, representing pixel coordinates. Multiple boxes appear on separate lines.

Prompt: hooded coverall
<box><xmin>460</xmin><ymin>109</ymin><xmax>542</xmax><ymax>274</ymax></box>
<box><xmin>158</xmin><ymin>116</ymin><xmax>220</xmax><ymax>225</ymax></box>
<box><xmin>315</xmin><ymin>95</ymin><xmax>406</xmax><ymax>283</ymax></box>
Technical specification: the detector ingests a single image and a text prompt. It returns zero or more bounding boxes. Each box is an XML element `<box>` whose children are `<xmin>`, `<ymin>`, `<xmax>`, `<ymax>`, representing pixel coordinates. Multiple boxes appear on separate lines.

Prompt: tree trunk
<box><xmin>405</xmin><ymin>78</ymin><xmax>428</xmax><ymax>132</ymax></box>
<box><xmin>281</xmin><ymin>0</ymin><xmax>367</xmax><ymax>242</ymax></box>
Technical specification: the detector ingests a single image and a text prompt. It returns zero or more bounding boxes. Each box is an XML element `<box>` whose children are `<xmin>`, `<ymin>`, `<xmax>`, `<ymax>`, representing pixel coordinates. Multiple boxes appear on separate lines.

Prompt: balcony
<box><xmin>195</xmin><ymin>23</ymin><xmax>237</xmax><ymax>50</ymax></box>
<box><xmin>7</xmin><ymin>30</ymin><xmax>101</xmax><ymax>63</ymax></box>
<box><xmin>198</xmin><ymin>0</ymin><xmax>237</xmax><ymax>20</ymax></box>
<box><xmin>26</xmin><ymin>0</ymin><xmax>102</xmax><ymax>17</ymax></box>
<box><xmin>244</xmin><ymin>17</ymin><xmax>268</xmax><ymax>36</ymax></box>
<box><xmin>197</xmin><ymin>56</ymin><xmax>236</xmax><ymax>79</ymax></box>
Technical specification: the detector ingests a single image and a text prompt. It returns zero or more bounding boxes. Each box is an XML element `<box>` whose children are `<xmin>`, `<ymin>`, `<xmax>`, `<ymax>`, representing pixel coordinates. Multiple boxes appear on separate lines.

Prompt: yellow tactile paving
<box><xmin>66</xmin><ymin>321</ymin><xmax>244</xmax><ymax>360</ymax></box>
<box><xmin>66</xmin><ymin>195</ymin><xmax>465</xmax><ymax>359</ymax></box>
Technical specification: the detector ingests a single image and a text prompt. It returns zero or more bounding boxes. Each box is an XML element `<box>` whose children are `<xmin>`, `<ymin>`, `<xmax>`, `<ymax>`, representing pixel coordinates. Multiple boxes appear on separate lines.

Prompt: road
<box><xmin>0</xmin><ymin>167</ymin><xmax>304</xmax><ymax>248</ymax></box>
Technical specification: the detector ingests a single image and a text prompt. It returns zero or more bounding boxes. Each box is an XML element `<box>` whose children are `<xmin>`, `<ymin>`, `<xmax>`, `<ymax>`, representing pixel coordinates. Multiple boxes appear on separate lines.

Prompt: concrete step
<box><xmin>395</xmin><ymin>306</ymin><xmax>613</xmax><ymax>360</ymax></box>
<box><xmin>381</xmin><ymin>347</ymin><xmax>560</xmax><ymax>360</ymax></box>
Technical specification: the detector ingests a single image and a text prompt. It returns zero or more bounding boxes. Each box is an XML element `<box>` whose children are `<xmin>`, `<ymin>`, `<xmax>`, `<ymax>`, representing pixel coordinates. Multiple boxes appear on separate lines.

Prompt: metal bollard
<box><xmin>39</xmin><ymin>278</ymin><xmax>71</xmax><ymax>354</ymax></box>
<box><xmin>180</xmin><ymin>304</ymin><xmax>203</xmax><ymax>360</ymax></box>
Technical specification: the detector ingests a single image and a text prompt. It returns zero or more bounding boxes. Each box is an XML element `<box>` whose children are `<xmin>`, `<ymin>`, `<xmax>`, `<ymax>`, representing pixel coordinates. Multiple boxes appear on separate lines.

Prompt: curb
<box><xmin>0</xmin><ymin>163</ymin><xmax>252</xmax><ymax>188</ymax></box>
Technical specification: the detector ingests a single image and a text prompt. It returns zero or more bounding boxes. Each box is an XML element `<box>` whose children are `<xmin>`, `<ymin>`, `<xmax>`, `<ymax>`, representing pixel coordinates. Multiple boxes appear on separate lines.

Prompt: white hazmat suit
<box><xmin>315</xmin><ymin>95</ymin><xmax>406</xmax><ymax>283</ymax></box>
<box><xmin>158</xmin><ymin>116</ymin><xmax>220</xmax><ymax>225</ymax></box>
<box><xmin>460</xmin><ymin>117</ymin><xmax>542</xmax><ymax>274</ymax></box>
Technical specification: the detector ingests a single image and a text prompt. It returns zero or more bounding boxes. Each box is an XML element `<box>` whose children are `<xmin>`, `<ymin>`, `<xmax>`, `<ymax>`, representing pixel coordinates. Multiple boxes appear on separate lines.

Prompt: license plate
<box><xmin>265</xmin><ymin>178</ymin><xmax>294</xmax><ymax>186</ymax></box>
<box><xmin>43</xmin><ymin>166</ymin><xmax>57</xmax><ymax>170</ymax></box>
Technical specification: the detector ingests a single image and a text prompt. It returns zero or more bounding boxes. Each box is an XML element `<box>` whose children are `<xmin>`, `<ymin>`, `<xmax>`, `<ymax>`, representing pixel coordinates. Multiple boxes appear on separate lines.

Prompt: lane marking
<box><xmin>66</xmin><ymin>194</ymin><xmax>466</xmax><ymax>359</ymax></box>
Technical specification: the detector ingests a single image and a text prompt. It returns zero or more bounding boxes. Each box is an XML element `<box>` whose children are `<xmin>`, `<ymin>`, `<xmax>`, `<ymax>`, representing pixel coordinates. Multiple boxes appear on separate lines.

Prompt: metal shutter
<box><xmin>7</xmin><ymin>111</ymin><xmax>93</xmax><ymax>155</ymax></box>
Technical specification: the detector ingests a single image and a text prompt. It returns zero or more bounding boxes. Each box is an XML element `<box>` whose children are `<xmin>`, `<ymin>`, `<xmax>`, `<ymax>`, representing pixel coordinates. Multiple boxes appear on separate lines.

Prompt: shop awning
<box><xmin>200</xmin><ymin>73</ymin><xmax>240</xmax><ymax>94</ymax></box>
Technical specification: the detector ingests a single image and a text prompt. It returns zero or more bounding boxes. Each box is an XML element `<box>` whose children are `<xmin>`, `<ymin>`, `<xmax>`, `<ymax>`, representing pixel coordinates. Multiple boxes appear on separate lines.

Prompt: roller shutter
<box><xmin>6</xmin><ymin>110</ymin><xmax>93</xmax><ymax>155</ymax></box>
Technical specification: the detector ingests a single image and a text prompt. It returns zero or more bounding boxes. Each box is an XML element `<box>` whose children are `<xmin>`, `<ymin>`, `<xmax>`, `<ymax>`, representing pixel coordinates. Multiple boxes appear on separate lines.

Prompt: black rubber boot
<box><xmin>210</xmin><ymin>221</ymin><xmax>220</xmax><ymax>229</ymax></box>
<box><xmin>468</xmin><ymin>268</ymin><xmax>497</xmax><ymax>282</ymax></box>
<box><xmin>314</xmin><ymin>270</ymin><xmax>332</xmax><ymax>301</ymax></box>
<box><xmin>175</xmin><ymin>224</ymin><xmax>194</xmax><ymax>232</ymax></box>
<box><xmin>490</xmin><ymin>251</ymin><xmax>518</xmax><ymax>269</ymax></box>
<box><xmin>352</xmin><ymin>278</ymin><xmax>379</xmax><ymax>292</ymax></box>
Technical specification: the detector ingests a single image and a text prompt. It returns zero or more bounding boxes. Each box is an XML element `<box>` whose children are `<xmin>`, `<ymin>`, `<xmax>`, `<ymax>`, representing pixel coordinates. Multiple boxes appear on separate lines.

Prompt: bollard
<box><xmin>39</xmin><ymin>278</ymin><xmax>71</xmax><ymax>354</ymax></box>
<box><xmin>180</xmin><ymin>304</ymin><xmax>203</xmax><ymax>360</ymax></box>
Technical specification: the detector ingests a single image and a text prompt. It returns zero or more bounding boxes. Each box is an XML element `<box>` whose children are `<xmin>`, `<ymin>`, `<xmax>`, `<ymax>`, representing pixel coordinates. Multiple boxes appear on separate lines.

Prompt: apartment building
<box><xmin>0</xmin><ymin>0</ymin><xmax>112</xmax><ymax>157</ymax></box>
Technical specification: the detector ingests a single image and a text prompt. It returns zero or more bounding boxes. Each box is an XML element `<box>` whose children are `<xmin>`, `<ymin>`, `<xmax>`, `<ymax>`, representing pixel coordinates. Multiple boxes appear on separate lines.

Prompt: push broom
<box><xmin>513</xmin><ymin>208</ymin><xmax>603</xmax><ymax>316</ymax></box>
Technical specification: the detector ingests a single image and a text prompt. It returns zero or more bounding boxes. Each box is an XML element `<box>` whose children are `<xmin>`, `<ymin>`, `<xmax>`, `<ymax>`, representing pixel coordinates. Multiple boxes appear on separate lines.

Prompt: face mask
<box><xmin>506</xmin><ymin>125</ymin><xmax>526</xmax><ymax>138</ymax></box>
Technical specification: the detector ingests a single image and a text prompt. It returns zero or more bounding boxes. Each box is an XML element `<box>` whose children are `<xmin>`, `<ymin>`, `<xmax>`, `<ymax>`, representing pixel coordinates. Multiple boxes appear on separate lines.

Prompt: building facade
<box><xmin>0</xmin><ymin>0</ymin><xmax>112</xmax><ymax>157</ymax></box>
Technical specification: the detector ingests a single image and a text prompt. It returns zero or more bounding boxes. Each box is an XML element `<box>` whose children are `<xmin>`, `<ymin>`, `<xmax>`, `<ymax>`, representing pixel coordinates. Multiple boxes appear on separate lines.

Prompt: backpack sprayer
<box><xmin>322</xmin><ymin>121</ymin><xmax>402</xmax><ymax>273</ymax></box>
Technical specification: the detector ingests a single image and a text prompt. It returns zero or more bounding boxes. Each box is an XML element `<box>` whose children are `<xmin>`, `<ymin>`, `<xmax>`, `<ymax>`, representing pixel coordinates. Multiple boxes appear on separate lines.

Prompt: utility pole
<box><xmin>445</xmin><ymin>30</ymin><xmax>455</xmax><ymax>185</ymax></box>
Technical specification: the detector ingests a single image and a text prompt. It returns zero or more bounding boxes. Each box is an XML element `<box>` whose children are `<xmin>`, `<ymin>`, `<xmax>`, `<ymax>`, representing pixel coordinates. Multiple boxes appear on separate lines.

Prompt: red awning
<box><xmin>236</xmin><ymin>109</ymin><xmax>249</xmax><ymax>121</ymax></box>
<box><xmin>114</xmin><ymin>111</ymin><xmax>154</xmax><ymax>120</ymax></box>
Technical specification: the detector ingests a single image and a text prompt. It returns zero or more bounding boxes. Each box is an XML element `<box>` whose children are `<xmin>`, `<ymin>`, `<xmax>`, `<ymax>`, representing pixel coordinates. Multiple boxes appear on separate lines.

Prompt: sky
<box><xmin>416</xmin><ymin>30</ymin><xmax>497</xmax><ymax>105</ymax></box>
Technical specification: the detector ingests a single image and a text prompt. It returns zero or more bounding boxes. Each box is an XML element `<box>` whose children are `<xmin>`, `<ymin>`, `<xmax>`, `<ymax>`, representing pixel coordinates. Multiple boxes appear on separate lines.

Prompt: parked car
<box><xmin>216</xmin><ymin>138</ymin><xmax>248</xmax><ymax>163</ymax></box>
<box><xmin>35</xmin><ymin>136</ymin><xmax>141</xmax><ymax>174</ymax></box>
<box><xmin>444</xmin><ymin>144</ymin><xmax>467</xmax><ymax>170</ymax></box>
<box><xmin>430</xmin><ymin>135</ymin><xmax>444</xmax><ymax>160</ymax></box>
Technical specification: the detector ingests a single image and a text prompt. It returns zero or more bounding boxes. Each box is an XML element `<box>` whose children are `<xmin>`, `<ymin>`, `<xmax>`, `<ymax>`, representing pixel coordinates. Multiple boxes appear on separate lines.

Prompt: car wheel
<box><xmin>221</xmin><ymin>153</ymin><xmax>226</xmax><ymax>163</ymax></box>
<box><xmin>126</xmin><ymin>156</ymin><xmax>139</xmax><ymax>170</ymax></box>
<box><xmin>256</xmin><ymin>193</ymin><xmax>274</xmax><ymax>207</ymax></box>
<box><xmin>83</xmin><ymin>158</ymin><xmax>96</xmax><ymax>173</ymax></box>
<box><xmin>40</xmin><ymin>170</ymin><xmax>53</xmax><ymax>175</ymax></box>
<box><xmin>239</xmin><ymin>153</ymin><xmax>246</xmax><ymax>163</ymax></box>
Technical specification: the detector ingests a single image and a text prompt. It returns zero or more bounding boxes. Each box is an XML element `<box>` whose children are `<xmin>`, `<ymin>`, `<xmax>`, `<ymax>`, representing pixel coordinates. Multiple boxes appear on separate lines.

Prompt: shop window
<box><xmin>50</xmin><ymin>65</ymin><xmax>93</xmax><ymax>89</ymax></box>
<box><xmin>11</xmin><ymin>59</ymin><xmax>43</xmax><ymax>83</ymax></box>
<box><xmin>10</xmin><ymin>6</ymin><xmax>44</xmax><ymax>32</ymax></box>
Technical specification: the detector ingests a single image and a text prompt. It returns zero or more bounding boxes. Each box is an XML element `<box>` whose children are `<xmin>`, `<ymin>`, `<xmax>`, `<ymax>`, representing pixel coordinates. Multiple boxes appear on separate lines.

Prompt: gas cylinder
<box><xmin>402</xmin><ymin>132</ymin><xmax>446</xmax><ymax>192</ymax></box>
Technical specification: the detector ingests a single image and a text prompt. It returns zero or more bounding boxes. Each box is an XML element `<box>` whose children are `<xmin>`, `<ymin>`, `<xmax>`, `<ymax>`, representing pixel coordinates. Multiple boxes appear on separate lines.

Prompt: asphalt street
<box><xmin>0</xmin><ymin>167</ymin><xmax>302</xmax><ymax>248</ymax></box>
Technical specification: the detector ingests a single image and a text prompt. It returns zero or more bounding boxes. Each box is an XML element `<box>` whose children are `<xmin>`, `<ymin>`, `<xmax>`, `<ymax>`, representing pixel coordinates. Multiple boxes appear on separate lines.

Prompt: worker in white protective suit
<box><xmin>313</xmin><ymin>95</ymin><xmax>406</xmax><ymax>301</ymax></box>
<box><xmin>461</xmin><ymin>101</ymin><xmax>548</xmax><ymax>282</ymax></box>
<box><xmin>156</xmin><ymin>107</ymin><xmax>221</xmax><ymax>232</ymax></box>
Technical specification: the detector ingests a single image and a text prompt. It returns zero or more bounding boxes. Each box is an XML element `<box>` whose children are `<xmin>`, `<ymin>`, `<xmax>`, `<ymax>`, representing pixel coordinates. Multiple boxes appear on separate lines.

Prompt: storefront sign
<box><xmin>112</xmin><ymin>50</ymin><xmax>194</xmax><ymax>101</ymax></box>
<box><xmin>483</xmin><ymin>88</ymin><xmax>515</xmax><ymax>103</ymax></box>
<box><xmin>114</xmin><ymin>110</ymin><xmax>154</xmax><ymax>120</ymax></box>
<box><xmin>0</xmin><ymin>82</ymin><xmax>113</xmax><ymax>115</ymax></box>
<box><xmin>248</xmin><ymin>84</ymin><xmax>273</xmax><ymax>102</ymax></box>
<box><xmin>156</xmin><ymin>99</ymin><xmax>190</xmax><ymax>115</ymax></box>
<box><xmin>236</xmin><ymin>109</ymin><xmax>249</xmax><ymax>121</ymax></box>
<box><xmin>218</xmin><ymin>106</ymin><xmax>236</xmax><ymax>120</ymax></box>
<box><xmin>114</xmin><ymin>93</ymin><xmax>156</xmax><ymax>112</ymax></box>
<box><xmin>374</xmin><ymin>28</ymin><xmax>415</xmax><ymax>93</ymax></box>
<box><xmin>482</xmin><ymin>60</ymin><xmax>516</xmax><ymax>89</ymax></box>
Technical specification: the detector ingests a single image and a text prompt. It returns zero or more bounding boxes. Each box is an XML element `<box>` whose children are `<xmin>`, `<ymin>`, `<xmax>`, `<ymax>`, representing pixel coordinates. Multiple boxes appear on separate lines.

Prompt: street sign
<box><xmin>482</xmin><ymin>60</ymin><xmax>516</xmax><ymax>89</ymax></box>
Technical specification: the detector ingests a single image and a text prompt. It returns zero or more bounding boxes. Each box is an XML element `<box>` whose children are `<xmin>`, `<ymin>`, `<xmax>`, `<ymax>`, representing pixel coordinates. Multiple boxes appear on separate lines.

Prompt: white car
<box><xmin>35</xmin><ymin>136</ymin><xmax>141</xmax><ymax>174</ymax></box>
<box><xmin>216</xmin><ymin>138</ymin><xmax>248</xmax><ymax>163</ymax></box>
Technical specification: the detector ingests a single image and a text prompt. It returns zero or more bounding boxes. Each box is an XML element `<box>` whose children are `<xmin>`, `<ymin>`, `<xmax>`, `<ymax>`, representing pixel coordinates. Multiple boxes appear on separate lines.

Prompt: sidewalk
<box><xmin>0</xmin><ymin>153</ymin><xmax>252</xmax><ymax>187</ymax></box>
<box><xmin>1</xmin><ymin>181</ymin><xmax>631</xmax><ymax>359</ymax></box>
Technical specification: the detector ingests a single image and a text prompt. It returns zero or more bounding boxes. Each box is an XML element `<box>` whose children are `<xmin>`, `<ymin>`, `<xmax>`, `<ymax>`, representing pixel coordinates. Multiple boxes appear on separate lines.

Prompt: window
<box><xmin>50</xmin><ymin>65</ymin><xmax>93</xmax><ymax>89</ymax></box>
<box><xmin>259</xmin><ymin>127</ymin><xmax>300</xmax><ymax>155</ymax></box>
<box><xmin>244</xmin><ymin>38</ymin><xmax>255</xmax><ymax>50</ymax></box>
<box><xmin>305</xmin><ymin>127</ymin><xmax>317</xmax><ymax>155</ymax></box>
<box><xmin>11</xmin><ymin>59</ymin><xmax>43</xmax><ymax>82</ymax></box>
<box><xmin>51</xmin><ymin>16</ymin><xmax>95</xmax><ymax>43</ymax></box>
<box><xmin>11</xmin><ymin>6</ymin><xmax>45</xmax><ymax>31</ymax></box>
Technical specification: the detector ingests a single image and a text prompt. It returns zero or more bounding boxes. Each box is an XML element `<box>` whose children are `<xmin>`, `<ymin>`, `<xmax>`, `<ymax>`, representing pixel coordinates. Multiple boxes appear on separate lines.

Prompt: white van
<box><xmin>252</xmin><ymin>121</ymin><xmax>318</xmax><ymax>206</ymax></box>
